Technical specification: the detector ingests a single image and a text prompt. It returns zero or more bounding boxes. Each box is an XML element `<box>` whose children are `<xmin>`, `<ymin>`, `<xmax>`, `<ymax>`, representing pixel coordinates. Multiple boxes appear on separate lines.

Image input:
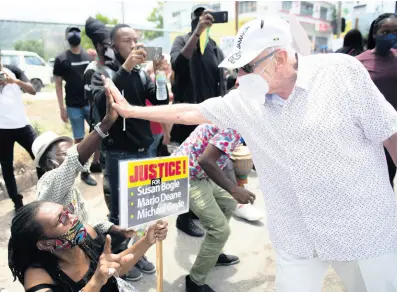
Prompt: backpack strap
<box><xmin>138</xmin><ymin>69</ymin><xmax>148</xmax><ymax>90</ymax></box>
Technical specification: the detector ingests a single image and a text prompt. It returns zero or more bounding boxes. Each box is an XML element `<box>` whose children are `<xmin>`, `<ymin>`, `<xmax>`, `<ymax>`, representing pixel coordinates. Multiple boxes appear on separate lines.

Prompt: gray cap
<box><xmin>191</xmin><ymin>4</ymin><xmax>211</xmax><ymax>14</ymax></box>
<box><xmin>65</xmin><ymin>26</ymin><xmax>81</xmax><ymax>38</ymax></box>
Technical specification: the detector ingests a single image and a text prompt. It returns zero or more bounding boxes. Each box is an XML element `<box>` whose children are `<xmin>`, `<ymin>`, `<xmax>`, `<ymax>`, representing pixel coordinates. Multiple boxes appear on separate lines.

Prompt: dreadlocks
<box><xmin>8</xmin><ymin>201</ymin><xmax>56</xmax><ymax>285</ymax></box>
<box><xmin>367</xmin><ymin>13</ymin><xmax>397</xmax><ymax>50</ymax></box>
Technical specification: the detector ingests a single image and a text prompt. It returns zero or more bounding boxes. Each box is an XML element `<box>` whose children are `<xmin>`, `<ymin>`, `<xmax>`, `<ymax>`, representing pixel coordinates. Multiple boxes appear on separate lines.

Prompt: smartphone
<box><xmin>210</xmin><ymin>11</ymin><xmax>228</xmax><ymax>23</ymax></box>
<box><xmin>144</xmin><ymin>47</ymin><xmax>162</xmax><ymax>61</ymax></box>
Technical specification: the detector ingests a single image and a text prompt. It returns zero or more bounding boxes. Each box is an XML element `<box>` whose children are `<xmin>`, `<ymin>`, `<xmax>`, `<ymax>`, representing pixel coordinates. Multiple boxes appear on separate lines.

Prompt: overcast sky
<box><xmin>0</xmin><ymin>0</ymin><xmax>159</xmax><ymax>27</ymax></box>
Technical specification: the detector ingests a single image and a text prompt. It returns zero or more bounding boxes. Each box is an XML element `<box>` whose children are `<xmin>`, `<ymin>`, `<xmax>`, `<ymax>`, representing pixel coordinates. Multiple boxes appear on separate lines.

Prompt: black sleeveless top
<box><xmin>26</xmin><ymin>229</ymin><xmax>119</xmax><ymax>292</ymax></box>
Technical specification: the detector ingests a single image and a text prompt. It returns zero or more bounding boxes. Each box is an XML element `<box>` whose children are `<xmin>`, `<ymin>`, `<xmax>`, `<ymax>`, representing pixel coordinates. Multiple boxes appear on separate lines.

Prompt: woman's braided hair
<box><xmin>367</xmin><ymin>13</ymin><xmax>397</xmax><ymax>50</ymax></box>
<box><xmin>8</xmin><ymin>201</ymin><xmax>57</xmax><ymax>285</ymax></box>
<box><xmin>8</xmin><ymin>201</ymin><xmax>104</xmax><ymax>291</ymax></box>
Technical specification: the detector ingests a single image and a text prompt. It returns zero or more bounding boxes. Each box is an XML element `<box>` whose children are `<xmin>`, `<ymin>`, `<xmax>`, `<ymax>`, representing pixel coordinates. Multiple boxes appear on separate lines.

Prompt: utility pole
<box><xmin>336</xmin><ymin>1</ymin><xmax>342</xmax><ymax>38</ymax></box>
<box><xmin>121</xmin><ymin>1</ymin><xmax>125</xmax><ymax>23</ymax></box>
<box><xmin>235</xmin><ymin>1</ymin><xmax>239</xmax><ymax>33</ymax></box>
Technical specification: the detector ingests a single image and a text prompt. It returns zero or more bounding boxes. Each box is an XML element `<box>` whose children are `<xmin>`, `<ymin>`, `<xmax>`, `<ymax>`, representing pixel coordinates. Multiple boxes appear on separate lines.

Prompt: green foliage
<box><xmin>14</xmin><ymin>40</ymin><xmax>46</xmax><ymax>59</ymax></box>
<box><xmin>144</xmin><ymin>1</ymin><xmax>164</xmax><ymax>41</ymax></box>
<box><xmin>81</xmin><ymin>13</ymin><xmax>118</xmax><ymax>50</ymax></box>
<box><xmin>31</xmin><ymin>121</ymin><xmax>44</xmax><ymax>135</ymax></box>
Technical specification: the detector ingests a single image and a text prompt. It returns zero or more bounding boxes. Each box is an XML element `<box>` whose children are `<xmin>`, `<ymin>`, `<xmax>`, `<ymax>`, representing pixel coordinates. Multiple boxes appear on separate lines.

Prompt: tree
<box><xmin>80</xmin><ymin>13</ymin><xmax>118</xmax><ymax>50</ymax></box>
<box><xmin>145</xmin><ymin>1</ymin><xmax>164</xmax><ymax>41</ymax></box>
<box><xmin>14</xmin><ymin>40</ymin><xmax>46</xmax><ymax>59</ymax></box>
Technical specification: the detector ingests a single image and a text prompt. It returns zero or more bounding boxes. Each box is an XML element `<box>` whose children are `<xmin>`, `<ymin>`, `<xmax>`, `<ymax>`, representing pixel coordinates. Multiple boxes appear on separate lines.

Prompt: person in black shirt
<box><xmin>53</xmin><ymin>26</ymin><xmax>97</xmax><ymax>186</ymax></box>
<box><xmin>92</xmin><ymin>24</ymin><xmax>169</xmax><ymax>224</ymax></box>
<box><xmin>170</xmin><ymin>4</ymin><xmax>226</xmax><ymax>237</ymax></box>
<box><xmin>0</xmin><ymin>65</ymin><xmax>44</xmax><ymax>211</ymax></box>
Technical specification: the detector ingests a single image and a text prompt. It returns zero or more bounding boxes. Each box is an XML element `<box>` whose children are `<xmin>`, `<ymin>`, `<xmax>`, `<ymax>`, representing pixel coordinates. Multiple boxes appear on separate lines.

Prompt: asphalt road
<box><xmin>0</xmin><ymin>171</ymin><xmax>344</xmax><ymax>292</ymax></box>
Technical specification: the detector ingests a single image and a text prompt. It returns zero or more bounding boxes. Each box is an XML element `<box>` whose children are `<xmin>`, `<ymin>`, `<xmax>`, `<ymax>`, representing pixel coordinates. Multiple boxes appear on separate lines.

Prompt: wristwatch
<box><xmin>94</xmin><ymin>122</ymin><xmax>109</xmax><ymax>138</ymax></box>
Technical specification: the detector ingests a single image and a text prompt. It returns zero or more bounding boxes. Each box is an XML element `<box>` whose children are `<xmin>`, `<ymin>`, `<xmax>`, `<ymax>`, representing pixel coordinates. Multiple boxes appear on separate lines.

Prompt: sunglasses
<box><xmin>40</xmin><ymin>203</ymin><xmax>75</xmax><ymax>238</ymax></box>
<box><xmin>238</xmin><ymin>50</ymin><xmax>277</xmax><ymax>74</ymax></box>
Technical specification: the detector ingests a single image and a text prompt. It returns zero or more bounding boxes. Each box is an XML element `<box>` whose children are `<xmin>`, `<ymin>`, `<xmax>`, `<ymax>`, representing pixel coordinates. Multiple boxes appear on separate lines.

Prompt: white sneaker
<box><xmin>234</xmin><ymin>203</ymin><xmax>264</xmax><ymax>221</ymax></box>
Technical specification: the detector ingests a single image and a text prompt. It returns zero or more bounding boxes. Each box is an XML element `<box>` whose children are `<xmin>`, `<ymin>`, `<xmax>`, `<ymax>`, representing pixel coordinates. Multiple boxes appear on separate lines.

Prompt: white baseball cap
<box><xmin>218</xmin><ymin>17</ymin><xmax>292</xmax><ymax>69</ymax></box>
<box><xmin>32</xmin><ymin>131</ymin><xmax>73</xmax><ymax>167</ymax></box>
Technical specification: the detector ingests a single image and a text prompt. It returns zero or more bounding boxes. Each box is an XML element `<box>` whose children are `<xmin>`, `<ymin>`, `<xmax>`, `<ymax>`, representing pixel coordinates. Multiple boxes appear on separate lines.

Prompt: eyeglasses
<box><xmin>40</xmin><ymin>203</ymin><xmax>75</xmax><ymax>238</ymax></box>
<box><xmin>239</xmin><ymin>50</ymin><xmax>277</xmax><ymax>74</ymax></box>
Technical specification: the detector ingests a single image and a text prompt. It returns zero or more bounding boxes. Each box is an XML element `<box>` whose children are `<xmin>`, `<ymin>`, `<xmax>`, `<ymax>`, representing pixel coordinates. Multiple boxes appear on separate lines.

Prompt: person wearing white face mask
<box><xmin>104</xmin><ymin>16</ymin><xmax>397</xmax><ymax>292</ymax></box>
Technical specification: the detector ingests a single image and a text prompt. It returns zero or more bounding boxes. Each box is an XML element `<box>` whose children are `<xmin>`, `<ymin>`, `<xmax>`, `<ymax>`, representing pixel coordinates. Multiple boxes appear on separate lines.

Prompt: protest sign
<box><xmin>119</xmin><ymin>155</ymin><xmax>190</xmax><ymax>229</ymax></box>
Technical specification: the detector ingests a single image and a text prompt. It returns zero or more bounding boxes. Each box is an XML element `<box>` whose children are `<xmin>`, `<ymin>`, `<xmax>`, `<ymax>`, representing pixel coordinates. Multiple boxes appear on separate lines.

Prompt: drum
<box><xmin>231</xmin><ymin>145</ymin><xmax>253</xmax><ymax>187</ymax></box>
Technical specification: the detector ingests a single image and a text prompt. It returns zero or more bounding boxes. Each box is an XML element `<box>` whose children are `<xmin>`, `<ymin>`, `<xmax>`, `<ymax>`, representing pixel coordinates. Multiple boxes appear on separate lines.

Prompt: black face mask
<box><xmin>375</xmin><ymin>34</ymin><xmax>397</xmax><ymax>56</ymax></box>
<box><xmin>68</xmin><ymin>34</ymin><xmax>81</xmax><ymax>47</ymax></box>
<box><xmin>191</xmin><ymin>18</ymin><xmax>200</xmax><ymax>32</ymax></box>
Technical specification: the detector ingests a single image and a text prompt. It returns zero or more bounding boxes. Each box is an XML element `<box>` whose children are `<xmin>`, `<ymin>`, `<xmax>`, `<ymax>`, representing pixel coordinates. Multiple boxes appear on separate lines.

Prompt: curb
<box><xmin>0</xmin><ymin>170</ymin><xmax>38</xmax><ymax>200</ymax></box>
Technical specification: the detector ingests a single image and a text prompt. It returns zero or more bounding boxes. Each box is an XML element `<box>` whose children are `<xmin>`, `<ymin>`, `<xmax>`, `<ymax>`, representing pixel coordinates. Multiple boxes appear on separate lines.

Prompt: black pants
<box><xmin>0</xmin><ymin>125</ymin><xmax>44</xmax><ymax>203</ymax></box>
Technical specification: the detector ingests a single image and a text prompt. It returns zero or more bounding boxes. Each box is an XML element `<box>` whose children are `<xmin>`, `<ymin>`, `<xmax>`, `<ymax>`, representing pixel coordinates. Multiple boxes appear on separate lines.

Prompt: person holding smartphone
<box><xmin>170</xmin><ymin>4</ymin><xmax>227</xmax><ymax>238</ymax></box>
<box><xmin>91</xmin><ymin>23</ymin><xmax>169</xmax><ymax>278</ymax></box>
<box><xmin>0</xmin><ymin>62</ymin><xmax>44</xmax><ymax>212</ymax></box>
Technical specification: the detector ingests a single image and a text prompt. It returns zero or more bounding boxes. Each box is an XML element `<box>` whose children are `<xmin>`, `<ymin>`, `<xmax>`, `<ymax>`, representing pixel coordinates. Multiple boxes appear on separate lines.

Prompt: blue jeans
<box><xmin>149</xmin><ymin>133</ymin><xmax>163</xmax><ymax>158</ymax></box>
<box><xmin>66</xmin><ymin>105</ymin><xmax>90</xmax><ymax>140</ymax></box>
<box><xmin>106</xmin><ymin>150</ymin><xmax>150</xmax><ymax>225</ymax></box>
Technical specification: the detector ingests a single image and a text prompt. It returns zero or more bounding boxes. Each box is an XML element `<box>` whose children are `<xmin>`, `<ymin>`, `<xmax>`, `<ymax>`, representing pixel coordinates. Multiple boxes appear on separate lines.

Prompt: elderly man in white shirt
<box><xmin>104</xmin><ymin>17</ymin><xmax>397</xmax><ymax>292</ymax></box>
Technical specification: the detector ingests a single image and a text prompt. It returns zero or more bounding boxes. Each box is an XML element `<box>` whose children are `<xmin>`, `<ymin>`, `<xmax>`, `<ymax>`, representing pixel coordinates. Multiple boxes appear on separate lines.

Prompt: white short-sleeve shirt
<box><xmin>0</xmin><ymin>67</ymin><xmax>30</xmax><ymax>129</ymax></box>
<box><xmin>199</xmin><ymin>53</ymin><xmax>397</xmax><ymax>261</ymax></box>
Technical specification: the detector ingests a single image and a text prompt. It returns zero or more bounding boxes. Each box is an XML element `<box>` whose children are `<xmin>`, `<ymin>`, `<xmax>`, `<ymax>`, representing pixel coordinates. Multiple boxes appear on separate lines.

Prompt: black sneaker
<box><xmin>189</xmin><ymin>210</ymin><xmax>199</xmax><ymax>220</ymax></box>
<box><xmin>90</xmin><ymin>163</ymin><xmax>102</xmax><ymax>173</ymax></box>
<box><xmin>135</xmin><ymin>255</ymin><xmax>156</xmax><ymax>274</ymax></box>
<box><xmin>215</xmin><ymin>253</ymin><xmax>240</xmax><ymax>266</ymax></box>
<box><xmin>125</xmin><ymin>266</ymin><xmax>142</xmax><ymax>281</ymax></box>
<box><xmin>81</xmin><ymin>172</ymin><xmax>97</xmax><ymax>186</ymax></box>
<box><xmin>186</xmin><ymin>275</ymin><xmax>215</xmax><ymax>292</ymax></box>
<box><xmin>177</xmin><ymin>215</ymin><xmax>204</xmax><ymax>237</ymax></box>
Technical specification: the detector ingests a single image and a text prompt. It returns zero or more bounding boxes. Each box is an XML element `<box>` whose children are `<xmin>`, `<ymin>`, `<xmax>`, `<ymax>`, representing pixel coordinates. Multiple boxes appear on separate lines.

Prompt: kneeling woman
<box><xmin>8</xmin><ymin>201</ymin><xmax>168</xmax><ymax>292</ymax></box>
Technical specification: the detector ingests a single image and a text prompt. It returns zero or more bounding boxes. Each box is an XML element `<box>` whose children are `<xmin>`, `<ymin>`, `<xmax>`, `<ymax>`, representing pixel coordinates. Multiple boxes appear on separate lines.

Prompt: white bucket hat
<box><xmin>32</xmin><ymin>131</ymin><xmax>73</xmax><ymax>167</ymax></box>
<box><xmin>218</xmin><ymin>17</ymin><xmax>292</xmax><ymax>69</ymax></box>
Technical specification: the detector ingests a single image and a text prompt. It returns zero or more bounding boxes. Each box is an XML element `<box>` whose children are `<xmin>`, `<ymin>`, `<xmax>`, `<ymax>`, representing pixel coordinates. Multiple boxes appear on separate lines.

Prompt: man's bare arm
<box><xmin>55</xmin><ymin>76</ymin><xmax>64</xmax><ymax>110</ymax></box>
<box><xmin>55</xmin><ymin>76</ymin><xmax>68</xmax><ymax>123</ymax></box>
<box><xmin>384</xmin><ymin>133</ymin><xmax>397</xmax><ymax>166</ymax></box>
<box><xmin>180</xmin><ymin>11</ymin><xmax>213</xmax><ymax>59</ymax></box>
<box><xmin>104</xmin><ymin>76</ymin><xmax>210</xmax><ymax>125</ymax></box>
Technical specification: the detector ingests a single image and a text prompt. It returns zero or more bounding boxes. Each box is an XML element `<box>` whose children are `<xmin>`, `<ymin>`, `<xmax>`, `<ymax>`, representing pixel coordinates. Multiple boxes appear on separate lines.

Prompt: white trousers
<box><xmin>275</xmin><ymin>249</ymin><xmax>397</xmax><ymax>292</ymax></box>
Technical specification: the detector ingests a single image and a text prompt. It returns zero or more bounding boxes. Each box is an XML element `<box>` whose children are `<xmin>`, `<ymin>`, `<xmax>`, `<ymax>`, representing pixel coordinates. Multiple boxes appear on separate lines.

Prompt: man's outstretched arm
<box><xmin>104</xmin><ymin>76</ymin><xmax>210</xmax><ymax>125</ymax></box>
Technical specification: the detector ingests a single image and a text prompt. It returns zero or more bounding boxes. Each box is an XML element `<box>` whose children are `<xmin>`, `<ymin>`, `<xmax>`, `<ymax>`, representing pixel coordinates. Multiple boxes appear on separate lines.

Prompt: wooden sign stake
<box><xmin>156</xmin><ymin>240</ymin><xmax>163</xmax><ymax>292</ymax></box>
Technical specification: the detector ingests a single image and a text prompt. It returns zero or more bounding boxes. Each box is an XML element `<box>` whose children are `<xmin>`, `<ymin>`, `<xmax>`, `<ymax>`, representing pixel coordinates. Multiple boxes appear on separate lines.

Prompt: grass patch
<box><xmin>41</xmin><ymin>83</ymin><xmax>56</xmax><ymax>92</ymax></box>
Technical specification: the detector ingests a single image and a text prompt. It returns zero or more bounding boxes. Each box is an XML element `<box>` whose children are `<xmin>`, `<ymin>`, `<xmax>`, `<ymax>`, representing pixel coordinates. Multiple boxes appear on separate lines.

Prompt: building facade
<box><xmin>163</xmin><ymin>1</ymin><xmax>335</xmax><ymax>54</ymax></box>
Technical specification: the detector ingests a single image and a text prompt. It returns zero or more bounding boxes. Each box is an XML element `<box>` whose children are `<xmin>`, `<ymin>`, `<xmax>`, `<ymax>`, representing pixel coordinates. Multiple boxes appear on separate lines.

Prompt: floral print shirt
<box><xmin>172</xmin><ymin>124</ymin><xmax>241</xmax><ymax>179</ymax></box>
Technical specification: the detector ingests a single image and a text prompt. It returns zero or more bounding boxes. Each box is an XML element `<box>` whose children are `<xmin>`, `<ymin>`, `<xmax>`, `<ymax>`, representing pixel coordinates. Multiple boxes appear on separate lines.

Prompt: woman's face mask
<box><xmin>47</xmin><ymin>218</ymin><xmax>88</xmax><ymax>250</ymax></box>
<box><xmin>39</xmin><ymin>204</ymin><xmax>87</xmax><ymax>251</ymax></box>
<box><xmin>375</xmin><ymin>34</ymin><xmax>397</xmax><ymax>56</ymax></box>
<box><xmin>53</xmin><ymin>218</ymin><xmax>87</xmax><ymax>250</ymax></box>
